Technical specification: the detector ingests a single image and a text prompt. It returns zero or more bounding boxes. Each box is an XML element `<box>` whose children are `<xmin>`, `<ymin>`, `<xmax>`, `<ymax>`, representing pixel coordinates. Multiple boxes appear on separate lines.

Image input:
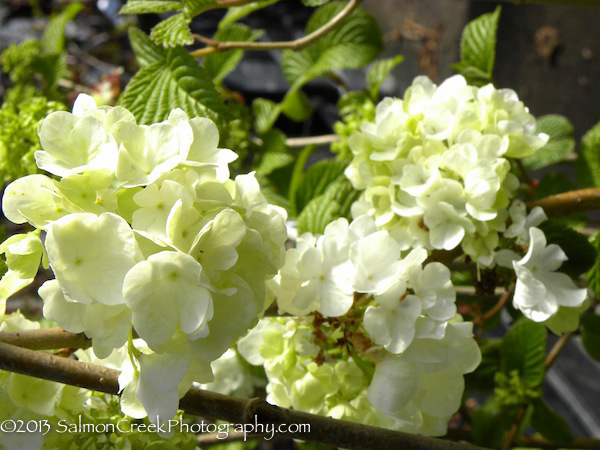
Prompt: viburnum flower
<box><xmin>510</xmin><ymin>227</ymin><xmax>587</xmax><ymax>322</ymax></box>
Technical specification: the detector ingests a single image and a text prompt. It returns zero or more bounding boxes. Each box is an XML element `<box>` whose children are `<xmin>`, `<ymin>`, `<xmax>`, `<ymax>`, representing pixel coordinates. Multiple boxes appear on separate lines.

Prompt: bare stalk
<box><xmin>527</xmin><ymin>188</ymin><xmax>600</xmax><ymax>216</ymax></box>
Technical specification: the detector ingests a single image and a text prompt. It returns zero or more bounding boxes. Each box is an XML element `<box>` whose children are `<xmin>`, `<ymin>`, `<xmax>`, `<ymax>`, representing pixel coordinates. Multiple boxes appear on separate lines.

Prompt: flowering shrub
<box><xmin>0</xmin><ymin>2</ymin><xmax>599</xmax><ymax>449</ymax></box>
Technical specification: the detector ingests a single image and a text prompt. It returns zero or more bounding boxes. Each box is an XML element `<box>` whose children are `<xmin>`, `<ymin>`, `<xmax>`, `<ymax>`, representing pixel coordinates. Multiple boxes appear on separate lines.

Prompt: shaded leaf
<box><xmin>531</xmin><ymin>399</ymin><xmax>573</xmax><ymax>444</ymax></box>
<box><xmin>288</xmin><ymin>144</ymin><xmax>315</xmax><ymax>214</ymax></box>
<box><xmin>280</xmin><ymin>89</ymin><xmax>313</xmax><ymax>121</ymax></box>
<box><xmin>538</xmin><ymin>220</ymin><xmax>596</xmax><ymax>278</ymax></box>
<box><xmin>294</xmin><ymin>158</ymin><xmax>347</xmax><ymax>214</ymax></box>
<box><xmin>252</xmin><ymin>98</ymin><xmax>281</xmax><ymax>134</ymax></box>
<box><xmin>500</xmin><ymin>318</ymin><xmax>546</xmax><ymax>388</ymax></box>
<box><xmin>366</xmin><ymin>55</ymin><xmax>403</xmax><ymax>100</ymax></box>
<box><xmin>119</xmin><ymin>48</ymin><xmax>228</xmax><ymax>125</ymax></box>
<box><xmin>120</xmin><ymin>0</ymin><xmax>184</xmax><ymax>14</ymax></box>
<box><xmin>587</xmin><ymin>232</ymin><xmax>600</xmax><ymax>301</ymax></box>
<box><xmin>471</xmin><ymin>397</ymin><xmax>516</xmax><ymax>448</ymax></box>
<box><xmin>254</xmin><ymin>130</ymin><xmax>294</xmax><ymax>176</ymax></box>
<box><xmin>522</xmin><ymin>115</ymin><xmax>575</xmax><ymax>170</ymax></box>
<box><xmin>203</xmin><ymin>24</ymin><xmax>263</xmax><ymax>83</ymax></box>
<box><xmin>465</xmin><ymin>338</ymin><xmax>502</xmax><ymax>392</ymax></box>
<box><xmin>576</xmin><ymin>121</ymin><xmax>600</xmax><ymax>188</ymax></box>
<box><xmin>581</xmin><ymin>313</ymin><xmax>600</xmax><ymax>362</ymax></box>
<box><xmin>128</xmin><ymin>28</ymin><xmax>167</xmax><ymax>67</ymax></box>
<box><xmin>301</xmin><ymin>0</ymin><xmax>331</xmax><ymax>5</ymax></box>
<box><xmin>459</xmin><ymin>6</ymin><xmax>501</xmax><ymax>78</ymax></box>
<box><xmin>42</xmin><ymin>2</ymin><xmax>83</xmax><ymax>55</ymax></box>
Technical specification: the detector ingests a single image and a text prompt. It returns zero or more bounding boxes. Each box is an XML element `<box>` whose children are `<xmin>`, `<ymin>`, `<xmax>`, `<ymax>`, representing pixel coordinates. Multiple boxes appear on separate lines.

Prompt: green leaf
<box><xmin>500</xmin><ymin>318</ymin><xmax>546</xmax><ymax>388</ymax></box>
<box><xmin>252</xmin><ymin>98</ymin><xmax>281</xmax><ymax>134</ymax></box>
<box><xmin>218</xmin><ymin>0</ymin><xmax>278</xmax><ymax>30</ymax></box>
<box><xmin>288</xmin><ymin>144</ymin><xmax>315</xmax><ymax>214</ymax></box>
<box><xmin>581</xmin><ymin>313</ymin><xmax>600</xmax><ymax>362</ymax></box>
<box><xmin>282</xmin><ymin>2</ymin><xmax>382</xmax><ymax>86</ymax></box>
<box><xmin>366</xmin><ymin>55</ymin><xmax>403</xmax><ymax>100</ymax></box>
<box><xmin>128</xmin><ymin>28</ymin><xmax>167</xmax><ymax>68</ymax></box>
<box><xmin>203</xmin><ymin>24</ymin><xmax>263</xmax><ymax>84</ymax></box>
<box><xmin>522</xmin><ymin>115</ymin><xmax>575</xmax><ymax>170</ymax></box>
<box><xmin>450</xmin><ymin>61</ymin><xmax>493</xmax><ymax>86</ymax></box>
<box><xmin>280</xmin><ymin>89</ymin><xmax>313</xmax><ymax>122</ymax></box>
<box><xmin>120</xmin><ymin>0</ymin><xmax>184</xmax><ymax>14</ymax></box>
<box><xmin>471</xmin><ymin>397</ymin><xmax>515</xmax><ymax>448</ymax></box>
<box><xmin>150</xmin><ymin>13</ymin><xmax>193</xmax><ymax>47</ymax></box>
<box><xmin>458</xmin><ymin>6</ymin><xmax>501</xmax><ymax>81</ymax></box>
<box><xmin>576</xmin><ymin>121</ymin><xmax>600</xmax><ymax>188</ymax></box>
<box><xmin>531</xmin><ymin>399</ymin><xmax>573</xmax><ymax>444</ymax></box>
<box><xmin>30</xmin><ymin>53</ymin><xmax>67</xmax><ymax>90</ymax></box>
<box><xmin>301</xmin><ymin>0</ymin><xmax>331</xmax><ymax>6</ymax></box>
<box><xmin>254</xmin><ymin>130</ymin><xmax>294</xmax><ymax>176</ymax></box>
<box><xmin>587</xmin><ymin>232</ymin><xmax>600</xmax><ymax>300</ymax></box>
<box><xmin>42</xmin><ymin>2</ymin><xmax>83</xmax><ymax>55</ymax></box>
<box><xmin>119</xmin><ymin>47</ymin><xmax>228</xmax><ymax>125</ymax></box>
<box><xmin>297</xmin><ymin>178</ymin><xmax>357</xmax><ymax>234</ymax></box>
<box><xmin>294</xmin><ymin>158</ymin><xmax>348</xmax><ymax>214</ymax></box>
<box><xmin>538</xmin><ymin>220</ymin><xmax>596</xmax><ymax>278</ymax></box>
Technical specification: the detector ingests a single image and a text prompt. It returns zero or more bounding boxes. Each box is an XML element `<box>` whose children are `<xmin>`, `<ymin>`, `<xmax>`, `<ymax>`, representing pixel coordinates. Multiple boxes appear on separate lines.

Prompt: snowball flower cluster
<box><xmin>0</xmin><ymin>95</ymin><xmax>287</xmax><ymax>424</ymax></box>
<box><xmin>270</xmin><ymin>215</ymin><xmax>457</xmax><ymax>353</ymax></box>
<box><xmin>237</xmin><ymin>316</ymin><xmax>480</xmax><ymax>436</ymax></box>
<box><xmin>346</xmin><ymin>75</ymin><xmax>548</xmax><ymax>265</ymax></box>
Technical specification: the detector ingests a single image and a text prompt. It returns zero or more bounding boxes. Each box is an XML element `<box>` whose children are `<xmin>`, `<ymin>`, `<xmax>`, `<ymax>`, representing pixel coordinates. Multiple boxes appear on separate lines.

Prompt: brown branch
<box><xmin>190</xmin><ymin>0</ymin><xmax>361</xmax><ymax>57</ymax></box>
<box><xmin>527</xmin><ymin>188</ymin><xmax>600</xmax><ymax>216</ymax></box>
<box><xmin>0</xmin><ymin>341</ymin><xmax>482</xmax><ymax>450</ymax></box>
<box><xmin>480</xmin><ymin>288</ymin><xmax>512</xmax><ymax>323</ymax></box>
<box><xmin>545</xmin><ymin>332</ymin><xmax>572</xmax><ymax>369</ymax></box>
<box><xmin>0</xmin><ymin>328</ymin><xmax>91</xmax><ymax>350</ymax></box>
<box><xmin>474</xmin><ymin>0</ymin><xmax>600</xmax><ymax>7</ymax></box>
<box><xmin>500</xmin><ymin>405</ymin><xmax>527</xmax><ymax>450</ymax></box>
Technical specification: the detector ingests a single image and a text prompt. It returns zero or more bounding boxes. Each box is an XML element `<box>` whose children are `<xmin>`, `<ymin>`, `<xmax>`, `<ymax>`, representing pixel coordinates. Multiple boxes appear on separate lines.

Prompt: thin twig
<box><xmin>474</xmin><ymin>0</ymin><xmax>600</xmax><ymax>7</ymax></box>
<box><xmin>0</xmin><ymin>341</ymin><xmax>482</xmax><ymax>450</ymax></box>
<box><xmin>527</xmin><ymin>188</ymin><xmax>600</xmax><ymax>216</ymax></box>
<box><xmin>545</xmin><ymin>332</ymin><xmax>572</xmax><ymax>369</ymax></box>
<box><xmin>190</xmin><ymin>0</ymin><xmax>361</xmax><ymax>57</ymax></box>
<box><xmin>500</xmin><ymin>406</ymin><xmax>527</xmax><ymax>450</ymax></box>
<box><xmin>480</xmin><ymin>288</ymin><xmax>512</xmax><ymax>322</ymax></box>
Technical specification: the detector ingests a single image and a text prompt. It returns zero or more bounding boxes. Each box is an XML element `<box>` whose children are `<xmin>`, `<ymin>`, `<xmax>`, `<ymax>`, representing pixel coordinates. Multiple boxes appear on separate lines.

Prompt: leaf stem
<box><xmin>0</xmin><ymin>341</ymin><xmax>482</xmax><ymax>450</ymax></box>
<box><xmin>190</xmin><ymin>0</ymin><xmax>361</xmax><ymax>57</ymax></box>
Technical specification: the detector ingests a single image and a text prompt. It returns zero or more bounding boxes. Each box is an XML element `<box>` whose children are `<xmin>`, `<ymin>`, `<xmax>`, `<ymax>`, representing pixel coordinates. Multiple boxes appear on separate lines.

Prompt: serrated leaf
<box><xmin>294</xmin><ymin>159</ymin><xmax>347</xmax><ymax>214</ymax></box>
<box><xmin>203</xmin><ymin>24</ymin><xmax>263</xmax><ymax>83</ymax></box>
<box><xmin>458</xmin><ymin>6</ymin><xmax>501</xmax><ymax>80</ymax></box>
<box><xmin>120</xmin><ymin>0</ymin><xmax>184</xmax><ymax>14</ymax></box>
<box><xmin>297</xmin><ymin>178</ymin><xmax>356</xmax><ymax>234</ymax></box>
<box><xmin>128</xmin><ymin>28</ymin><xmax>167</xmax><ymax>67</ymax></box>
<box><xmin>366</xmin><ymin>55</ymin><xmax>403</xmax><ymax>100</ymax></box>
<box><xmin>538</xmin><ymin>220</ymin><xmax>596</xmax><ymax>278</ymax></box>
<box><xmin>150</xmin><ymin>13</ymin><xmax>193</xmax><ymax>47</ymax></box>
<box><xmin>576</xmin><ymin>121</ymin><xmax>600</xmax><ymax>188</ymax></box>
<box><xmin>255</xmin><ymin>129</ymin><xmax>294</xmax><ymax>176</ymax></box>
<box><xmin>282</xmin><ymin>2</ymin><xmax>383</xmax><ymax>86</ymax></box>
<box><xmin>42</xmin><ymin>2</ymin><xmax>82</xmax><ymax>55</ymax></box>
<box><xmin>522</xmin><ymin>115</ymin><xmax>575</xmax><ymax>170</ymax></box>
<box><xmin>581</xmin><ymin>313</ymin><xmax>600</xmax><ymax>361</ymax></box>
<box><xmin>219</xmin><ymin>0</ymin><xmax>278</xmax><ymax>30</ymax></box>
<box><xmin>500</xmin><ymin>318</ymin><xmax>546</xmax><ymax>388</ymax></box>
<box><xmin>119</xmin><ymin>47</ymin><xmax>228</xmax><ymax>125</ymax></box>
<box><xmin>252</xmin><ymin>98</ymin><xmax>281</xmax><ymax>134</ymax></box>
<box><xmin>31</xmin><ymin>53</ymin><xmax>67</xmax><ymax>90</ymax></box>
<box><xmin>183</xmin><ymin>0</ymin><xmax>222</xmax><ymax>16</ymax></box>
<box><xmin>531</xmin><ymin>399</ymin><xmax>573</xmax><ymax>444</ymax></box>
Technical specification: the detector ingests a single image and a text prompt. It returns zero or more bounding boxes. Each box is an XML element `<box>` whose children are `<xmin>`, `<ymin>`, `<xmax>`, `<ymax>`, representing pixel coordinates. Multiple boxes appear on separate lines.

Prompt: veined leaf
<box><xmin>576</xmin><ymin>121</ymin><xmax>600</xmax><ymax>188</ymax></box>
<box><xmin>500</xmin><ymin>318</ymin><xmax>546</xmax><ymax>388</ymax></box>
<box><xmin>252</xmin><ymin>98</ymin><xmax>281</xmax><ymax>134</ymax></box>
<box><xmin>587</xmin><ymin>231</ymin><xmax>600</xmax><ymax>300</ymax></box>
<box><xmin>219</xmin><ymin>0</ymin><xmax>278</xmax><ymax>30</ymax></box>
<box><xmin>120</xmin><ymin>0</ymin><xmax>184</xmax><ymax>14</ymax></box>
<box><xmin>128</xmin><ymin>28</ymin><xmax>167</xmax><ymax>67</ymax></box>
<box><xmin>531</xmin><ymin>399</ymin><xmax>573</xmax><ymax>444</ymax></box>
<box><xmin>203</xmin><ymin>24</ymin><xmax>263</xmax><ymax>83</ymax></box>
<box><xmin>294</xmin><ymin>158</ymin><xmax>347</xmax><ymax>214</ymax></box>
<box><xmin>522</xmin><ymin>115</ymin><xmax>575</xmax><ymax>170</ymax></box>
<box><xmin>538</xmin><ymin>220</ymin><xmax>596</xmax><ymax>278</ymax></box>
<box><xmin>119</xmin><ymin>48</ymin><xmax>228</xmax><ymax>125</ymax></box>
<box><xmin>150</xmin><ymin>13</ymin><xmax>193</xmax><ymax>47</ymax></box>
<box><xmin>255</xmin><ymin>129</ymin><xmax>294</xmax><ymax>176</ymax></box>
<box><xmin>366</xmin><ymin>55</ymin><xmax>403</xmax><ymax>100</ymax></box>
<box><xmin>455</xmin><ymin>6</ymin><xmax>501</xmax><ymax>83</ymax></box>
<box><xmin>282</xmin><ymin>2</ymin><xmax>383</xmax><ymax>86</ymax></box>
<box><xmin>42</xmin><ymin>2</ymin><xmax>83</xmax><ymax>55</ymax></box>
<box><xmin>581</xmin><ymin>313</ymin><xmax>600</xmax><ymax>362</ymax></box>
<box><xmin>280</xmin><ymin>89</ymin><xmax>313</xmax><ymax>122</ymax></box>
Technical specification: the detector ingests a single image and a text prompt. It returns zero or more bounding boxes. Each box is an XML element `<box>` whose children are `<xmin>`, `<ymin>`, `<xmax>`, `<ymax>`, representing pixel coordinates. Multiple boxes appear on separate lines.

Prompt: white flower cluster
<box><xmin>0</xmin><ymin>95</ymin><xmax>287</xmax><ymax>424</ymax></box>
<box><xmin>346</xmin><ymin>75</ymin><xmax>548</xmax><ymax>265</ymax></box>
<box><xmin>237</xmin><ymin>316</ymin><xmax>480</xmax><ymax>436</ymax></box>
<box><xmin>259</xmin><ymin>215</ymin><xmax>480</xmax><ymax>435</ymax></box>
